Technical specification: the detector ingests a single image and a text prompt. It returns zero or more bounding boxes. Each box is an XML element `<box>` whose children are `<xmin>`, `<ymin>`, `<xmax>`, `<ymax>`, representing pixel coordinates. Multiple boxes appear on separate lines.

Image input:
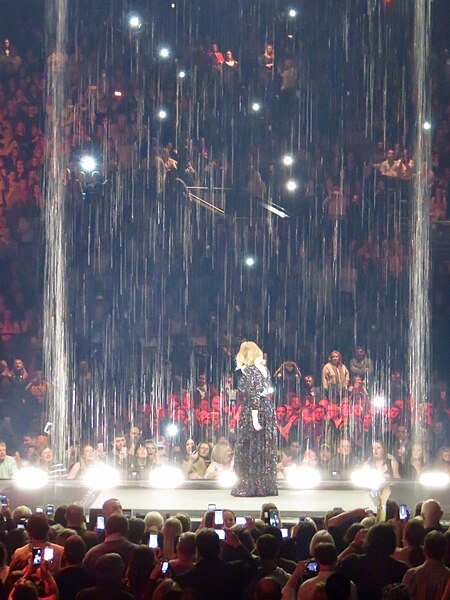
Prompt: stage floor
<box><xmin>1</xmin><ymin>480</ymin><xmax>449</xmax><ymax>523</ymax></box>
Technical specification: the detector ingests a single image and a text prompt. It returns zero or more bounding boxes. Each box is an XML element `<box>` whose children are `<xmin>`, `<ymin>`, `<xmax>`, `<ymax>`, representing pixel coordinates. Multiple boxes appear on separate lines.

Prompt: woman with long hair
<box><xmin>366</xmin><ymin>440</ymin><xmax>400</xmax><ymax>479</ymax></box>
<box><xmin>230</xmin><ymin>341</ymin><xmax>278</xmax><ymax>497</ymax></box>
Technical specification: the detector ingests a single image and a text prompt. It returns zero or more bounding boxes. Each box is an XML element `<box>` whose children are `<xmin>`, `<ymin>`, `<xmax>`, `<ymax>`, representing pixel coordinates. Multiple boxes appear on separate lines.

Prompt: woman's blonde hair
<box><xmin>210</xmin><ymin>441</ymin><xmax>232</xmax><ymax>465</ymax></box>
<box><xmin>236</xmin><ymin>341</ymin><xmax>264</xmax><ymax>368</ymax></box>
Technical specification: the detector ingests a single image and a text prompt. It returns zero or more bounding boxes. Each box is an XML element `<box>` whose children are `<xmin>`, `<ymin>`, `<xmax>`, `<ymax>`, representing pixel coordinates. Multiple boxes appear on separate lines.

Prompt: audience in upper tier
<box><xmin>0</xmin><ymin>492</ymin><xmax>447</xmax><ymax>600</ymax></box>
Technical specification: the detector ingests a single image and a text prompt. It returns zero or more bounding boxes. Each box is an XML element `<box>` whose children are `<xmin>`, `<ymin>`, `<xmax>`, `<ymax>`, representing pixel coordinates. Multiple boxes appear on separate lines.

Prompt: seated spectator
<box><xmin>338</xmin><ymin>523</ymin><xmax>408</xmax><ymax>600</ymax></box>
<box><xmin>182</xmin><ymin>441</ymin><xmax>209</xmax><ymax>479</ymax></box>
<box><xmin>365</xmin><ymin>441</ymin><xmax>401</xmax><ymax>479</ymax></box>
<box><xmin>204</xmin><ymin>441</ymin><xmax>233</xmax><ymax>479</ymax></box>
<box><xmin>10</xmin><ymin>513</ymin><xmax>64</xmax><ymax>574</ymax></box>
<box><xmin>54</xmin><ymin>535</ymin><xmax>93</xmax><ymax>600</ymax></box>
<box><xmin>0</xmin><ymin>440</ymin><xmax>18</xmax><ymax>478</ymax></box>
<box><xmin>82</xmin><ymin>514</ymin><xmax>138</xmax><ymax>577</ymax></box>
<box><xmin>403</xmin><ymin>443</ymin><xmax>428</xmax><ymax>479</ymax></box>
<box><xmin>402</xmin><ymin>531</ymin><xmax>450</xmax><ymax>599</ymax></box>
<box><xmin>38</xmin><ymin>447</ymin><xmax>66</xmax><ymax>479</ymax></box>
<box><xmin>434</xmin><ymin>446</ymin><xmax>450</xmax><ymax>476</ymax></box>
<box><xmin>66</xmin><ymin>445</ymin><xmax>98</xmax><ymax>480</ymax></box>
<box><xmin>77</xmin><ymin>553</ymin><xmax>134</xmax><ymax>600</ymax></box>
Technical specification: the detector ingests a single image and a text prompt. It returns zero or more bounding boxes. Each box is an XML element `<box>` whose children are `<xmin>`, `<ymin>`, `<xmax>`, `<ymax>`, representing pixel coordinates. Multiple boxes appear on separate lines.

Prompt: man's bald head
<box><xmin>421</xmin><ymin>499</ymin><xmax>443</xmax><ymax>527</ymax></box>
<box><xmin>102</xmin><ymin>498</ymin><xmax>123</xmax><ymax>519</ymax></box>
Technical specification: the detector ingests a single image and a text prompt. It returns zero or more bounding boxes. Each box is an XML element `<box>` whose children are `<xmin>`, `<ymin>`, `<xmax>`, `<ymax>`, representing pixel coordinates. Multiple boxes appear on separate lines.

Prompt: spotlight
<box><xmin>113</xmin><ymin>90</ymin><xmax>123</xmax><ymax>98</ymax></box>
<box><xmin>372</xmin><ymin>395</ymin><xmax>386</xmax><ymax>409</ymax></box>
<box><xmin>83</xmin><ymin>464</ymin><xmax>121</xmax><ymax>489</ymax></box>
<box><xmin>166</xmin><ymin>423</ymin><xmax>179</xmax><ymax>438</ymax></box>
<box><xmin>286</xmin><ymin>466</ymin><xmax>321</xmax><ymax>489</ymax></box>
<box><xmin>268</xmin><ymin>386</ymin><xmax>275</xmax><ymax>394</ymax></box>
<box><xmin>218</xmin><ymin>470</ymin><xmax>238</xmax><ymax>488</ymax></box>
<box><xmin>14</xmin><ymin>467</ymin><xmax>48</xmax><ymax>490</ymax></box>
<box><xmin>286</xmin><ymin>179</ymin><xmax>298</xmax><ymax>192</ymax></box>
<box><xmin>128</xmin><ymin>15</ymin><xmax>142</xmax><ymax>29</ymax></box>
<box><xmin>159</xmin><ymin>47</ymin><xmax>170</xmax><ymax>59</ymax></box>
<box><xmin>288</xmin><ymin>9</ymin><xmax>297</xmax><ymax>17</ymax></box>
<box><xmin>419</xmin><ymin>471</ymin><xmax>449</xmax><ymax>488</ymax></box>
<box><xmin>423</xmin><ymin>121</ymin><xmax>432</xmax><ymax>131</ymax></box>
<box><xmin>80</xmin><ymin>155</ymin><xmax>97</xmax><ymax>173</ymax></box>
<box><xmin>149</xmin><ymin>466</ymin><xmax>184</xmax><ymax>489</ymax></box>
<box><xmin>251</xmin><ymin>102</ymin><xmax>261</xmax><ymax>112</ymax></box>
<box><xmin>282</xmin><ymin>154</ymin><xmax>294</xmax><ymax>166</ymax></box>
<box><xmin>171</xmin><ymin>2</ymin><xmax>176</xmax><ymax>7</ymax></box>
<box><xmin>158</xmin><ymin>109</ymin><xmax>168</xmax><ymax>120</ymax></box>
<box><xmin>351</xmin><ymin>467</ymin><xmax>385</xmax><ymax>490</ymax></box>
<box><xmin>244</xmin><ymin>257</ymin><xmax>255</xmax><ymax>267</ymax></box>
<box><xmin>178</xmin><ymin>70</ymin><xmax>186</xmax><ymax>78</ymax></box>
<box><xmin>287</xmin><ymin>34</ymin><xmax>294</xmax><ymax>39</ymax></box>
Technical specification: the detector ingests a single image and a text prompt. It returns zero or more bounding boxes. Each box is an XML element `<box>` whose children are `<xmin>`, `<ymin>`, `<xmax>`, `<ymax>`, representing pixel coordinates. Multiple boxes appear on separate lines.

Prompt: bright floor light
<box><xmin>83</xmin><ymin>464</ymin><xmax>121</xmax><ymax>489</ymax></box>
<box><xmin>80</xmin><ymin>155</ymin><xmax>97</xmax><ymax>173</ymax></box>
<box><xmin>178</xmin><ymin>70</ymin><xmax>186</xmax><ymax>78</ymax></box>
<box><xmin>423</xmin><ymin>121</ymin><xmax>432</xmax><ymax>130</ymax></box>
<box><xmin>14</xmin><ymin>467</ymin><xmax>48</xmax><ymax>490</ymax></box>
<box><xmin>159</xmin><ymin>47</ymin><xmax>170</xmax><ymax>58</ymax></box>
<box><xmin>286</xmin><ymin>466</ymin><xmax>321</xmax><ymax>489</ymax></box>
<box><xmin>218</xmin><ymin>470</ymin><xmax>238</xmax><ymax>488</ymax></box>
<box><xmin>149</xmin><ymin>466</ymin><xmax>184</xmax><ymax>489</ymax></box>
<box><xmin>288</xmin><ymin>9</ymin><xmax>297</xmax><ymax>17</ymax></box>
<box><xmin>419</xmin><ymin>471</ymin><xmax>449</xmax><ymax>488</ymax></box>
<box><xmin>244</xmin><ymin>257</ymin><xmax>255</xmax><ymax>267</ymax></box>
<box><xmin>251</xmin><ymin>102</ymin><xmax>261</xmax><ymax>112</ymax></box>
<box><xmin>158</xmin><ymin>109</ymin><xmax>168</xmax><ymax>120</ymax></box>
<box><xmin>351</xmin><ymin>467</ymin><xmax>385</xmax><ymax>490</ymax></box>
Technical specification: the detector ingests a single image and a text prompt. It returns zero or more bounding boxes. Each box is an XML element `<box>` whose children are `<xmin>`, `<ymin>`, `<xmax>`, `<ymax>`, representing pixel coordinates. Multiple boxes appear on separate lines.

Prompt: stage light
<box><xmin>372</xmin><ymin>395</ymin><xmax>386</xmax><ymax>409</ymax></box>
<box><xmin>158</xmin><ymin>109</ymin><xmax>168</xmax><ymax>120</ymax></box>
<box><xmin>83</xmin><ymin>464</ymin><xmax>121</xmax><ymax>489</ymax></box>
<box><xmin>80</xmin><ymin>155</ymin><xmax>97</xmax><ymax>173</ymax></box>
<box><xmin>251</xmin><ymin>102</ymin><xmax>261</xmax><ymax>112</ymax></box>
<box><xmin>419</xmin><ymin>471</ymin><xmax>449</xmax><ymax>488</ymax></box>
<box><xmin>178</xmin><ymin>70</ymin><xmax>186</xmax><ymax>78</ymax></box>
<box><xmin>282</xmin><ymin>154</ymin><xmax>294</xmax><ymax>166</ymax></box>
<box><xmin>171</xmin><ymin>2</ymin><xmax>176</xmax><ymax>7</ymax></box>
<box><xmin>166</xmin><ymin>423</ymin><xmax>179</xmax><ymax>438</ymax></box>
<box><xmin>217</xmin><ymin>470</ymin><xmax>238</xmax><ymax>488</ymax></box>
<box><xmin>286</xmin><ymin>179</ymin><xmax>298</xmax><ymax>192</ymax></box>
<box><xmin>113</xmin><ymin>90</ymin><xmax>123</xmax><ymax>98</ymax></box>
<box><xmin>128</xmin><ymin>15</ymin><xmax>142</xmax><ymax>29</ymax></box>
<box><xmin>159</xmin><ymin>47</ymin><xmax>170</xmax><ymax>59</ymax></box>
<box><xmin>14</xmin><ymin>467</ymin><xmax>48</xmax><ymax>490</ymax></box>
<box><xmin>288</xmin><ymin>9</ymin><xmax>297</xmax><ymax>17</ymax></box>
<box><xmin>268</xmin><ymin>385</ymin><xmax>275</xmax><ymax>394</ymax></box>
<box><xmin>351</xmin><ymin>467</ymin><xmax>385</xmax><ymax>490</ymax></box>
<box><xmin>286</xmin><ymin>466</ymin><xmax>321</xmax><ymax>489</ymax></box>
<box><xmin>287</xmin><ymin>34</ymin><xmax>294</xmax><ymax>39</ymax></box>
<box><xmin>423</xmin><ymin>121</ymin><xmax>432</xmax><ymax>130</ymax></box>
<box><xmin>244</xmin><ymin>256</ymin><xmax>255</xmax><ymax>267</ymax></box>
<box><xmin>149</xmin><ymin>466</ymin><xmax>184</xmax><ymax>489</ymax></box>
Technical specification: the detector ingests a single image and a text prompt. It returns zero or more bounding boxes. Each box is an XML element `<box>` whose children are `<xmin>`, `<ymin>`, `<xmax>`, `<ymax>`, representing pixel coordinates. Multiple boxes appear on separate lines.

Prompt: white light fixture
<box><xmin>149</xmin><ymin>466</ymin><xmax>184</xmax><ymax>489</ymax></box>
<box><xmin>423</xmin><ymin>121</ymin><xmax>432</xmax><ymax>130</ymax></box>
<box><xmin>158</xmin><ymin>109</ymin><xmax>168</xmax><ymax>120</ymax></box>
<box><xmin>83</xmin><ymin>464</ymin><xmax>121</xmax><ymax>489</ymax></box>
<box><xmin>286</xmin><ymin>466</ymin><xmax>321</xmax><ymax>489</ymax></box>
<box><xmin>288</xmin><ymin>9</ymin><xmax>297</xmax><ymax>17</ymax></box>
<box><xmin>218</xmin><ymin>470</ymin><xmax>238</xmax><ymax>488</ymax></box>
<box><xmin>80</xmin><ymin>155</ymin><xmax>97</xmax><ymax>173</ymax></box>
<box><xmin>159</xmin><ymin>47</ymin><xmax>170</xmax><ymax>58</ymax></box>
<box><xmin>251</xmin><ymin>102</ymin><xmax>261</xmax><ymax>112</ymax></box>
<box><xmin>372</xmin><ymin>395</ymin><xmax>386</xmax><ymax>409</ymax></box>
<box><xmin>244</xmin><ymin>257</ymin><xmax>255</xmax><ymax>267</ymax></box>
<box><xmin>419</xmin><ymin>471</ymin><xmax>449</xmax><ymax>488</ymax></box>
<box><xmin>14</xmin><ymin>467</ymin><xmax>48</xmax><ymax>490</ymax></box>
<box><xmin>166</xmin><ymin>423</ymin><xmax>179</xmax><ymax>438</ymax></box>
<box><xmin>286</xmin><ymin>179</ymin><xmax>297</xmax><ymax>192</ymax></box>
<box><xmin>178</xmin><ymin>70</ymin><xmax>186</xmax><ymax>78</ymax></box>
<box><xmin>113</xmin><ymin>90</ymin><xmax>123</xmax><ymax>97</ymax></box>
<box><xmin>282</xmin><ymin>154</ymin><xmax>294</xmax><ymax>166</ymax></box>
<box><xmin>351</xmin><ymin>467</ymin><xmax>385</xmax><ymax>490</ymax></box>
<box><xmin>129</xmin><ymin>15</ymin><xmax>142</xmax><ymax>29</ymax></box>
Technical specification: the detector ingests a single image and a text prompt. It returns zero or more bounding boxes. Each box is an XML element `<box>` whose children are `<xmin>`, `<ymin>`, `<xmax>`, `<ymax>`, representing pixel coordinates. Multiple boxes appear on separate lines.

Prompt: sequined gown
<box><xmin>231</xmin><ymin>365</ymin><xmax>278</xmax><ymax>496</ymax></box>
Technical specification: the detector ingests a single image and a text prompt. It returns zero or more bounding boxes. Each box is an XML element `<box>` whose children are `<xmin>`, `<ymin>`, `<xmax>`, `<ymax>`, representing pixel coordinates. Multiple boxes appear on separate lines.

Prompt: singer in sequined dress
<box><xmin>231</xmin><ymin>341</ymin><xmax>278</xmax><ymax>497</ymax></box>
